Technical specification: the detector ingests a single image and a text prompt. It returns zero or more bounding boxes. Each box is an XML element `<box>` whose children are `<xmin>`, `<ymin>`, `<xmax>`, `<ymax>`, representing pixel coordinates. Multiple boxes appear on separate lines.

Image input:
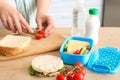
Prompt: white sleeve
<box><xmin>15</xmin><ymin>0</ymin><xmax>37</xmax><ymax>28</ymax></box>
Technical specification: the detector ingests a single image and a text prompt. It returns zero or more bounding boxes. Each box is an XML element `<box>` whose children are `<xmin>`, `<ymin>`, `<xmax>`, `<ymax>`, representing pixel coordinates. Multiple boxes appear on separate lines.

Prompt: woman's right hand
<box><xmin>0</xmin><ymin>1</ymin><xmax>33</xmax><ymax>34</ymax></box>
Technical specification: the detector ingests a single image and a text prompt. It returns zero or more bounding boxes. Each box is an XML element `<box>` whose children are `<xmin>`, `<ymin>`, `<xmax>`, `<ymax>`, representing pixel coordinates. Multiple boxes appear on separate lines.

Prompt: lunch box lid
<box><xmin>87</xmin><ymin>46</ymin><xmax>120</xmax><ymax>74</ymax></box>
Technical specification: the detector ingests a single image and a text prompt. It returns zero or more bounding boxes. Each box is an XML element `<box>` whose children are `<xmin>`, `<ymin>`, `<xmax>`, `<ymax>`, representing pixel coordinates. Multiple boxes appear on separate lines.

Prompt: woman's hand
<box><xmin>36</xmin><ymin>14</ymin><xmax>55</xmax><ymax>37</ymax></box>
<box><xmin>36</xmin><ymin>0</ymin><xmax>54</xmax><ymax>37</ymax></box>
<box><xmin>0</xmin><ymin>1</ymin><xmax>33</xmax><ymax>34</ymax></box>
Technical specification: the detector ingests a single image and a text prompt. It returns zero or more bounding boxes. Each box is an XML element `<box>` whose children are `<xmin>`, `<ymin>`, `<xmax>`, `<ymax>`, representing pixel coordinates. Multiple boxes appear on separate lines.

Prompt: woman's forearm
<box><xmin>37</xmin><ymin>0</ymin><xmax>51</xmax><ymax>15</ymax></box>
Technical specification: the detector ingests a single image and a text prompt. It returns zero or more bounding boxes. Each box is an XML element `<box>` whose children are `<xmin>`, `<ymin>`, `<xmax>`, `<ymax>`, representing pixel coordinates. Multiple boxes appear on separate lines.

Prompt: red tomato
<box><xmin>80</xmin><ymin>67</ymin><xmax>86</xmax><ymax>76</ymax></box>
<box><xmin>38</xmin><ymin>30</ymin><xmax>45</xmax><ymax>36</ymax></box>
<box><xmin>74</xmin><ymin>49</ymin><xmax>80</xmax><ymax>54</ymax></box>
<box><xmin>69</xmin><ymin>70</ymin><xmax>75</xmax><ymax>76</ymax></box>
<box><xmin>74</xmin><ymin>62</ymin><xmax>83</xmax><ymax>67</ymax></box>
<box><xmin>66</xmin><ymin>75</ymin><xmax>73</xmax><ymax>80</ymax></box>
<box><xmin>73</xmin><ymin>72</ymin><xmax>84</xmax><ymax>80</ymax></box>
<box><xmin>66</xmin><ymin>67</ymin><xmax>72</xmax><ymax>72</ymax></box>
<box><xmin>56</xmin><ymin>74</ymin><xmax>64</xmax><ymax>80</ymax></box>
<box><xmin>35</xmin><ymin>34</ymin><xmax>43</xmax><ymax>40</ymax></box>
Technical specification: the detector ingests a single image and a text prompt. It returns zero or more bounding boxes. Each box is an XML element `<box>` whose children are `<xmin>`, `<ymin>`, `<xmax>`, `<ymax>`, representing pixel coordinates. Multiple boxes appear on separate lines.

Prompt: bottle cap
<box><xmin>89</xmin><ymin>8</ymin><xmax>98</xmax><ymax>15</ymax></box>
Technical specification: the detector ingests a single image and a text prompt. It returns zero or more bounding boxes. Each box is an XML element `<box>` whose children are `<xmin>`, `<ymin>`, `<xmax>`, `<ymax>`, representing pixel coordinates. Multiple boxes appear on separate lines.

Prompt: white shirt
<box><xmin>0</xmin><ymin>0</ymin><xmax>37</xmax><ymax>28</ymax></box>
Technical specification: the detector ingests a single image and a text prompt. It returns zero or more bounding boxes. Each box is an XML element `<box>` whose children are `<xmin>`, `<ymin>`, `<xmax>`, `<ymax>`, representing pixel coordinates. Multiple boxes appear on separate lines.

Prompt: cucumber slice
<box><xmin>86</xmin><ymin>45</ymin><xmax>90</xmax><ymax>50</ymax></box>
<box><xmin>83</xmin><ymin>50</ymin><xmax>89</xmax><ymax>55</ymax></box>
<box><xmin>64</xmin><ymin>43</ymin><xmax>68</xmax><ymax>51</ymax></box>
<box><xmin>80</xmin><ymin>47</ymin><xmax>87</xmax><ymax>55</ymax></box>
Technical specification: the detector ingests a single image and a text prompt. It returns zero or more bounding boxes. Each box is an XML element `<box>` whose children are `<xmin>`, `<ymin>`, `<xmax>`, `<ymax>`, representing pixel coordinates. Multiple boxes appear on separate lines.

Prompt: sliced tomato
<box><xmin>35</xmin><ymin>34</ymin><xmax>43</xmax><ymax>40</ymax></box>
<box><xmin>74</xmin><ymin>62</ymin><xmax>83</xmax><ymax>67</ymax></box>
<box><xmin>74</xmin><ymin>49</ymin><xmax>80</xmax><ymax>54</ymax></box>
<box><xmin>38</xmin><ymin>30</ymin><xmax>45</xmax><ymax>36</ymax></box>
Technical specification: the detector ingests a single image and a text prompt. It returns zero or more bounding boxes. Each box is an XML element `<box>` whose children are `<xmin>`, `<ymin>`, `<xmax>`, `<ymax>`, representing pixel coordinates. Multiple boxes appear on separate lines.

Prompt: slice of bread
<box><xmin>0</xmin><ymin>35</ymin><xmax>31</xmax><ymax>56</ymax></box>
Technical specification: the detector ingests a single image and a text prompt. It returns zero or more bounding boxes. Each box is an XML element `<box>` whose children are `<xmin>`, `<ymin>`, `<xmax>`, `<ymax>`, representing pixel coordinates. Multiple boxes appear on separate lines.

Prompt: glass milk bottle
<box><xmin>85</xmin><ymin>8</ymin><xmax>100</xmax><ymax>45</ymax></box>
<box><xmin>71</xmin><ymin>0</ymin><xmax>87</xmax><ymax>37</ymax></box>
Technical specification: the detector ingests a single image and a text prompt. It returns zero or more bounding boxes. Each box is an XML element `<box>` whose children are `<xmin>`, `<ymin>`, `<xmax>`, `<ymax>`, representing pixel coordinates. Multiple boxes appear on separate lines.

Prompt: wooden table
<box><xmin>0</xmin><ymin>27</ymin><xmax>120</xmax><ymax>80</ymax></box>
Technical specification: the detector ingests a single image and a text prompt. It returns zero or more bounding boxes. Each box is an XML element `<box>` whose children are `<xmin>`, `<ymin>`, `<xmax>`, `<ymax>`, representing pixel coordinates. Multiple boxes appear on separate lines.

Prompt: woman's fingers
<box><xmin>12</xmin><ymin>15</ymin><xmax>22</xmax><ymax>34</ymax></box>
<box><xmin>36</xmin><ymin>17</ymin><xmax>43</xmax><ymax>30</ymax></box>
<box><xmin>0</xmin><ymin>1</ymin><xmax>32</xmax><ymax>34</ymax></box>
<box><xmin>0</xmin><ymin>16</ymin><xmax>10</xmax><ymax>30</ymax></box>
<box><xmin>45</xmin><ymin>16</ymin><xmax>55</xmax><ymax>36</ymax></box>
<box><xmin>7</xmin><ymin>17</ymin><xmax>16</xmax><ymax>33</ymax></box>
<box><xmin>45</xmin><ymin>24</ymin><xmax>55</xmax><ymax>37</ymax></box>
<box><xmin>36</xmin><ymin>15</ymin><xmax>55</xmax><ymax>36</ymax></box>
<box><xmin>19</xmin><ymin>13</ymin><xmax>34</xmax><ymax>33</ymax></box>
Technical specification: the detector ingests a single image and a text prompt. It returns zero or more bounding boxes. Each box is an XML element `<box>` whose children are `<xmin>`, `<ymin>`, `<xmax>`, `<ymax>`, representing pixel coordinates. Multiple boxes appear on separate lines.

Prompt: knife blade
<box><xmin>22</xmin><ymin>28</ymin><xmax>37</xmax><ymax>35</ymax></box>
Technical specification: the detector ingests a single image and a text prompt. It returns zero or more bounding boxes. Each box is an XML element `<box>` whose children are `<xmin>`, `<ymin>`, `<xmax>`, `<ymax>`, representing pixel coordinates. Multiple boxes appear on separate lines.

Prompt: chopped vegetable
<box><xmin>74</xmin><ymin>49</ymin><xmax>81</xmax><ymax>54</ymax></box>
<box><xmin>35</xmin><ymin>29</ymin><xmax>45</xmax><ymax>40</ymax></box>
<box><xmin>38</xmin><ymin>30</ymin><xmax>45</xmax><ymax>37</ymax></box>
<box><xmin>28</xmin><ymin>65</ymin><xmax>38</xmax><ymax>75</ymax></box>
<box><xmin>35</xmin><ymin>34</ymin><xmax>43</xmax><ymax>40</ymax></box>
<box><xmin>64</xmin><ymin>44</ymin><xmax>68</xmax><ymax>51</ymax></box>
<box><xmin>86</xmin><ymin>45</ymin><xmax>90</xmax><ymax>50</ymax></box>
<box><xmin>80</xmin><ymin>47</ymin><xmax>87</xmax><ymax>55</ymax></box>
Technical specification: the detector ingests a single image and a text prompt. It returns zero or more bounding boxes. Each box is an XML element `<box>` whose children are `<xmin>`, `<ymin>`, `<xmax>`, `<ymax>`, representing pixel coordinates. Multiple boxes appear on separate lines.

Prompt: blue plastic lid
<box><xmin>87</xmin><ymin>46</ymin><xmax>120</xmax><ymax>74</ymax></box>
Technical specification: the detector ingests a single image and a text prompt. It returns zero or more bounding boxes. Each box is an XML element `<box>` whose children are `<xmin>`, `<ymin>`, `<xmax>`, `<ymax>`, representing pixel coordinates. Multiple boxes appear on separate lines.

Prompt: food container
<box><xmin>60</xmin><ymin>36</ymin><xmax>120</xmax><ymax>74</ymax></box>
<box><xmin>59</xmin><ymin>36</ymin><xmax>94</xmax><ymax>65</ymax></box>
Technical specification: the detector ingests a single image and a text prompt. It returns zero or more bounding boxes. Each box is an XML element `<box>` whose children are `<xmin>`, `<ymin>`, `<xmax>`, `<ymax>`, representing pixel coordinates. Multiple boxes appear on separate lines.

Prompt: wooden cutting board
<box><xmin>0</xmin><ymin>28</ymin><xmax>65</xmax><ymax>61</ymax></box>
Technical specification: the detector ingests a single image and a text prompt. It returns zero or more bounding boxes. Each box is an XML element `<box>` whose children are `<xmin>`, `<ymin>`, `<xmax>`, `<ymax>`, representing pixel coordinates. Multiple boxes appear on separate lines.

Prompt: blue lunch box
<box><xmin>59</xmin><ymin>36</ymin><xmax>120</xmax><ymax>74</ymax></box>
<box><xmin>59</xmin><ymin>36</ymin><xmax>94</xmax><ymax>66</ymax></box>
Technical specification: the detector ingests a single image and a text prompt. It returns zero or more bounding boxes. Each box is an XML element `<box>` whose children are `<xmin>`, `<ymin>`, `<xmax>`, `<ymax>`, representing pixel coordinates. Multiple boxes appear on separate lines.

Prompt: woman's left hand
<box><xmin>36</xmin><ymin>14</ymin><xmax>55</xmax><ymax>37</ymax></box>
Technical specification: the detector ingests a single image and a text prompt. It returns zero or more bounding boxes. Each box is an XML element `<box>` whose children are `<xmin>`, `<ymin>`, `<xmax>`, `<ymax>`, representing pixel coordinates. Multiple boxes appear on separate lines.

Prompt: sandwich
<box><xmin>0</xmin><ymin>35</ymin><xmax>31</xmax><ymax>56</ymax></box>
<box><xmin>66</xmin><ymin>40</ymin><xmax>90</xmax><ymax>54</ymax></box>
<box><xmin>28</xmin><ymin>55</ymin><xmax>64</xmax><ymax>77</ymax></box>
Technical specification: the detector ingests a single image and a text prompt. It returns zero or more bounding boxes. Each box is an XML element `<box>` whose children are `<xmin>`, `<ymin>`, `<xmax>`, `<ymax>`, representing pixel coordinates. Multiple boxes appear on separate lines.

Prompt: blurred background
<box><xmin>48</xmin><ymin>0</ymin><xmax>120</xmax><ymax>27</ymax></box>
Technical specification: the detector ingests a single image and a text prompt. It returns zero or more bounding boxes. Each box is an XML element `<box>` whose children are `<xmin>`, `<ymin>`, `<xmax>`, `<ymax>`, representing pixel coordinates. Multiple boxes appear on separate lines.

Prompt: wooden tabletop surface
<box><xmin>0</xmin><ymin>27</ymin><xmax>120</xmax><ymax>80</ymax></box>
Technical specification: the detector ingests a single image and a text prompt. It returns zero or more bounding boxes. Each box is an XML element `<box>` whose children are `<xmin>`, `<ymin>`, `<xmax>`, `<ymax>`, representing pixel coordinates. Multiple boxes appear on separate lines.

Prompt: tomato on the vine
<box><xmin>74</xmin><ymin>62</ymin><xmax>83</xmax><ymax>67</ymax></box>
<box><xmin>56</xmin><ymin>62</ymin><xmax>86</xmax><ymax>80</ymax></box>
<box><xmin>56</xmin><ymin>74</ymin><xmax>67</xmax><ymax>80</ymax></box>
<box><xmin>66</xmin><ymin>75</ymin><xmax>73</xmax><ymax>80</ymax></box>
<box><xmin>56</xmin><ymin>74</ymin><xmax>64</xmax><ymax>80</ymax></box>
<box><xmin>80</xmin><ymin>67</ymin><xmax>86</xmax><ymax>76</ymax></box>
<box><xmin>73</xmin><ymin>72</ymin><xmax>84</xmax><ymax>80</ymax></box>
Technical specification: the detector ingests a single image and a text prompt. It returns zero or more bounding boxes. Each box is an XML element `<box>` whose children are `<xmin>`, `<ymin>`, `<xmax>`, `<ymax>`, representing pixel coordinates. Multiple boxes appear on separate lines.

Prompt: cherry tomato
<box><xmin>74</xmin><ymin>49</ymin><xmax>80</xmax><ymax>54</ymax></box>
<box><xmin>73</xmin><ymin>72</ymin><xmax>84</xmax><ymax>80</ymax></box>
<box><xmin>38</xmin><ymin>30</ymin><xmax>45</xmax><ymax>36</ymax></box>
<box><xmin>66</xmin><ymin>67</ymin><xmax>72</xmax><ymax>72</ymax></box>
<box><xmin>69</xmin><ymin>70</ymin><xmax>75</xmax><ymax>76</ymax></box>
<box><xmin>35</xmin><ymin>34</ymin><xmax>43</xmax><ymax>40</ymax></box>
<box><xmin>74</xmin><ymin>62</ymin><xmax>83</xmax><ymax>67</ymax></box>
<box><xmin>80</xmin><ymin>67</ymin><xmax>86</xmax><ymax>76</ymax></box>
<box><xmin>56</xmin><ymin>74</ymin><xmax>64</xmax><ymax>80</ymax></box>
<box><xmin>66</xmin><ymin>75</ymin><xmax>73</xmax><ymax>80</ymax></box>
